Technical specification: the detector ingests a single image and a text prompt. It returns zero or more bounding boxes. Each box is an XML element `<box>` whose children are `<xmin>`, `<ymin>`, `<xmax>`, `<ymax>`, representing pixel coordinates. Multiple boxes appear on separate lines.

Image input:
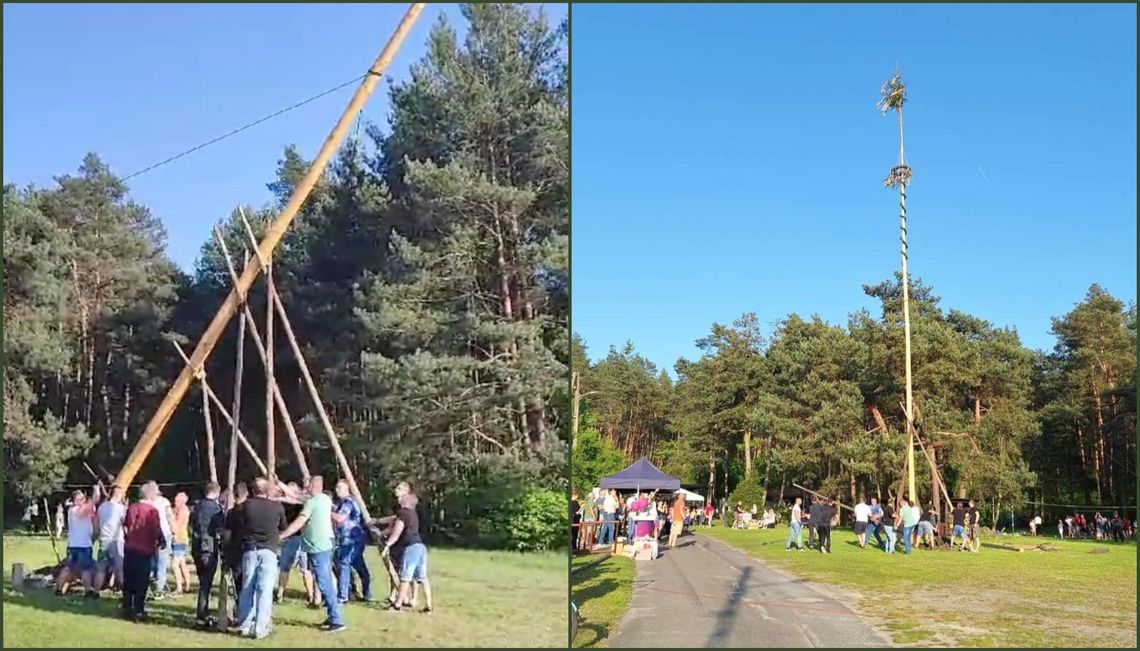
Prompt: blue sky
<box><xmin>572</xmin><ymin>3</ymin><xmax>1136</xmax><ymax>371</ymax></box>
<box><xmin>3</xmin><ymin>2</ymin><xmax>565</xmax><ymax>271</ymax></box>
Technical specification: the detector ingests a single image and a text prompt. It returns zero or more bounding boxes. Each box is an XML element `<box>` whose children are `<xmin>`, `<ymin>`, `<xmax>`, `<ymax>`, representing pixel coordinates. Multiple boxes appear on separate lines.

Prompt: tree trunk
<box><xmin>974</xmin><ymin>393</ymin><xmax>982</xmax><ymax>426</ymax></box>
<box><xmin>570</xmin><ymin>372</ymin><xmax>580</xmax><ymax>451</ymax></box>
<box><xmin>707</xmin><ymin>459</ymin><xmax>716</xmax><ymax>506</ymax></box>
<box><xmin>779</xmin><ymin>471</ymin><xmax>787</xmax><ymax>506</ymax></box>
<box><xmin>743</xmin><ymin>429</ymin><xmax>752</xmax><ymax>478</ymax></box>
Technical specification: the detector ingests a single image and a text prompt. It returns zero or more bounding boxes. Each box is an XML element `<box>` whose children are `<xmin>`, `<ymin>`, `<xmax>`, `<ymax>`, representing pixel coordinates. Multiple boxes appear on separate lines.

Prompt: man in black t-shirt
<box><xmin>222</xmin><ymin>483</ymin><xmax>249</xmax><ymax>610</ymax></box>
<box><xmin>233</xmin><ymin>478</ymin><xmax>287</xmax><ymax>639</ymax></box>
<box><xmin>950</xmin><ymin>502</ymin><xmax>967</xmax><ymax>549</ymax></box>
<box><xmin>382</xmin><ymin>482</ymin><xmax>432</xmax><ymax>613</ymax></box>
<box><xmin>816</xmin><ymin>499</ymin><xmax>835</xmax><ymax>554</ymax></box>
<box><xmin>881</xmin><ymin>501</ymin><xmax>896</xmax><ymax>554</ymax></box>
<box><xmin>807</xmin><ymin>498</ymin><xmax>820</xmax><ymax>549</ymax></box>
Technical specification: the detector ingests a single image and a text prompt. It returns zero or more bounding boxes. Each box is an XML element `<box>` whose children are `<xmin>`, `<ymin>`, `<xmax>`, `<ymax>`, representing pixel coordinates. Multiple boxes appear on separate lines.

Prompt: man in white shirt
<box><xmin>785</xmin><ymin>497</ymin><xmax>805</xmax><ymax>551</ymax></box>
<box><xmin>144</xmin><ymin>483</ymin><xmax>174</xmax><ymax>598</ymax></box>
<box><xmin>95</xmin><ymin>485</ymin><xmax>127</xmax><ymax>591</ymax></box>
<box><xmin>57</xmin><ymin>487</ymin><xmax>100</xmax><ymax>597</ymax></box>
<box><xmin>853</xmin><ymin>496</ymin><xmax>871</xmax><ymax>548</ymax></box>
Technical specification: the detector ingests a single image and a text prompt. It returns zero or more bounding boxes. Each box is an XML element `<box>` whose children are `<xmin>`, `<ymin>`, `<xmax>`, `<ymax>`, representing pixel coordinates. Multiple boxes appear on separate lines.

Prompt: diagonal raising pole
<box><xmin>113</xmin><ymin>2</ymin><xmax>426</xmax><ymax>490</ymax></box>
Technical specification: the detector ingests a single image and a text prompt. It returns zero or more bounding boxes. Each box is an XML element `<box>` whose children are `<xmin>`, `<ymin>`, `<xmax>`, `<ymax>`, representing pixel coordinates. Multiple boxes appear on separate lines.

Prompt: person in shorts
<box><xmin>274</xmin><ymin>481</ymin><xmax>317</xmax><ymax>606</ymax></box>
<box><xmin>95</xmin><ymin>485</ymin><xmax>127</xmax><ymax>591</ymax></box>
<box><xmin>853</xmin><ymin>496</ymin><xmax>870</xmax><ymax>548</ymax></box>
<box><xmin>950</xmin><ymin>502</ymin><xmax>967</xmax><ymax>548</ymax></box>
<box><xmin>58</xmin><ymin>487</ymin><xmax>100</xmax><ymax>597</ymax></box>
<box><xmin>171</xmin><ymin>492</ymin><xmax>192</xmax><ymax>595</ymax></box>
<box><xmin>383</xmin><ymin>483</ymin><xmax>432</xmax><ymax>614</ymax></box>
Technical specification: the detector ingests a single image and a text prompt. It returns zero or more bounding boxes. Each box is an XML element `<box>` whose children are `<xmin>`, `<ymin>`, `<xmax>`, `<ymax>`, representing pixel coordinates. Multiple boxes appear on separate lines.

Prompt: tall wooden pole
<box><xmin>881</xmin><ymin>68</ymin><xmax>916</xmax><ymax>504</ymax></box>
<box><xmin>214</xmin><ymin>226</ymin><xmax>310</xmax><ymax>480</ymax></box>
<box><xmin>265</xmin><ymin>258</ymin><xmax>276</xmax><ymax>478</ymax></box>
<box><xmin>112</xmin><ymin>2</ymin><xmax>427</xmax><ymax>490</ymax></box>
<box><xmin>269</xmin><ymin>285</ymin><xmax>374</xmax><ymax>523</ymax></box>
<box><xmin>231</xmin><ymin>251</ymin><xmax>250</xmax><ymax>483</ymax></box>
<box><xmin>201</xmin><ymin>379</ymin><xmax>218</xmax><ymax>484</ymax></box>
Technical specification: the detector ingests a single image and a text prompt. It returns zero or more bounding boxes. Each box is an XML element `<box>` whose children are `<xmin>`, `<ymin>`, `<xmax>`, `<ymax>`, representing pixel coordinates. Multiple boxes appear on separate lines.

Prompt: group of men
<box><xmin>51</xmin><ymin>475</ymin><xmax>432</xmax><ymax>639</ymax></box>
<box><xmin>783</xmin><ymin>495</ymin><xmax>839</xmax><ymax>553</ymax></box>
<box><xmin>785</xmin><ymin>494</ymin><xmax>982</xmax><ymax>554</ymax></box>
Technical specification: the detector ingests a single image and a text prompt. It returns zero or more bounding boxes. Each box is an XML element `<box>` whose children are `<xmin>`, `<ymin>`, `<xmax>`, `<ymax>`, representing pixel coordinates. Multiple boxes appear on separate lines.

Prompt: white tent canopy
<box><xmin>673</xmin><ymin>488</ymin><xmax>705</xmax><ymax>502</ymax></box>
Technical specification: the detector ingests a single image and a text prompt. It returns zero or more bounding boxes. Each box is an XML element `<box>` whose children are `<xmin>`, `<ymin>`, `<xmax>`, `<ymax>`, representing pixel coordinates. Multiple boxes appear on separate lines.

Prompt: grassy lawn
<box><xmin>2</xmin><ymin>534</ymin><xmax>567</xmax><ymax>648</ymax></box>
<box><xmin>570</xmin><ymin>554</ymin><xmax>634</xmax><ymax>648</ymax></box>
<box><xmin>701</xmin><ymin>526</ymin><xmax>1137</xmax><ymax>648</ymax></box>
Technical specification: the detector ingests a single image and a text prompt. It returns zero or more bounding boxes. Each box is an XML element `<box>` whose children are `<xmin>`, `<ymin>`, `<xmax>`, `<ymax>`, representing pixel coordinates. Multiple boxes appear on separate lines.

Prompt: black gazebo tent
<box><xmin>600</xmin><ymin>457</ymin><xmax>680</xmax><ymax>491</ymax></box>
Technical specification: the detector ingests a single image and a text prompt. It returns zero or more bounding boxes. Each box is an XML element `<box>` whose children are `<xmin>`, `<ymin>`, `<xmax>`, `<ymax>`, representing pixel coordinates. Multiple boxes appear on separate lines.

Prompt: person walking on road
<box><xmin>668</xmin><ymin>493</ymin><xmax>686</xmax><ymax>548</ymax></box>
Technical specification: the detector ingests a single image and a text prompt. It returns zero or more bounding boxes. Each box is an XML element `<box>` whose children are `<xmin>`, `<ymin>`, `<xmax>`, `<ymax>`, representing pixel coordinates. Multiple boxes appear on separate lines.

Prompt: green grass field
<box><xmin>701</xmin><ymin>526</ymin><xmax>1137</xmax><ymax>648</ymax></box>
<box><xmin>570</xmin><ymin>554</ymin><xmax>633</xmax><ymax>648</ymax></box>
<box><xmin>2</xmin><ymin>534</ymin><xmax>568</xmax><ymax>648</ymax></box>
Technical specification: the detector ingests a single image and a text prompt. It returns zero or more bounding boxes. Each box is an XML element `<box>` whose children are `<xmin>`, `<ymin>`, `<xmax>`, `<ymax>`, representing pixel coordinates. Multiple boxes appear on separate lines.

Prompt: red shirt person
<box><xmin>121</xmin><ymin>485</ymin><xmax>166</xmax><ymax>621</ymax></box>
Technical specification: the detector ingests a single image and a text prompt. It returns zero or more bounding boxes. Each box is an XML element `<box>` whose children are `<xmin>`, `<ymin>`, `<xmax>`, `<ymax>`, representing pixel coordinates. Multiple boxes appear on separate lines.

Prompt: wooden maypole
<box><xmin>879</xmin><ymin>67</ymin><xmax>916</xmax><ymax>504</ymax></box>
<box><xmin>112</xmin><ymin>3</ymin><xmax>426</xmax><ymax>491</ymax></box>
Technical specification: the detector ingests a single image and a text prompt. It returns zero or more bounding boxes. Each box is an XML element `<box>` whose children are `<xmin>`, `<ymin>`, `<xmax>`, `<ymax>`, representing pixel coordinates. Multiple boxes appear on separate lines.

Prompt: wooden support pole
<box><xmin>791</xmin><ymin>483</ymin><xmax>854</xmax><ymax>513</ymax></box>
<box><xmin>112</xmin><ymin>2</ymin><xmax>426</xmax><ymax>490</ymax></box>
<box><xmin>231</xmin><ymin>250</ymin><xmax>250</xmax><ymax>481</ymax></box>
<box><xmin>214</xmin><ymin>227</ymin><xmax>310</xmax><ymax>481</ymax></box>
<box><xmin>202</xmin><ymin>378</ymin><xmax>218</xmax><ymax>484</ymax></box>
<box><xmin>171</xmin><ymin>342</ymin><xmax>267</xmax><ymax>476</ymax></box>
<box><xmin>269</xmin><ymin>285</ymin><xmax>373</xmax><ymax>523</ymax></box>
<box><xmin>266</xmin><ymin>260</ymin><xmax>276</xmax><ymax>478</ymax></box>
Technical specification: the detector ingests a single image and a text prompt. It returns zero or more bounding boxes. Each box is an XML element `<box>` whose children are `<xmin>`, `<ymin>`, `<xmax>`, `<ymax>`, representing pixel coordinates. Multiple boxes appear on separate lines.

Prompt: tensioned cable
<box><xmin>121</xmin><ymin>73</ymin><xmax>368</xmax><ymax>182</ymax></box>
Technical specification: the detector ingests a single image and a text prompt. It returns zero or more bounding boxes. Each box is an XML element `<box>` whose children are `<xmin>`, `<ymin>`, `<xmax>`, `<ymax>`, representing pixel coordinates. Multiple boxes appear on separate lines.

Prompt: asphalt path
<box><xmin>608</xmin><ymin>533</ymin><xmax>892</xmax><ymax>648</ymax></box>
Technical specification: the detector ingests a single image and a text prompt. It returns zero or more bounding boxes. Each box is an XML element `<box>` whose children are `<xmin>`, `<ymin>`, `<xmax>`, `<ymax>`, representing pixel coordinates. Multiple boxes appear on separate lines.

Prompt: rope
<box><xmin>121</xmin><ymin>74</ymin><xmax>367</xmax><ymax>182</ymax></box>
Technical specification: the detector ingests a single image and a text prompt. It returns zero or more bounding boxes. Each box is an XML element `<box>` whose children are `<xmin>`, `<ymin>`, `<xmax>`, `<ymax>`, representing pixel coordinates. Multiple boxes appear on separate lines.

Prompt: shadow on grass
<box><xmin>3</xmin><ymin>586</ymin><xmax>207</xmax><ymax>633</ymax></box>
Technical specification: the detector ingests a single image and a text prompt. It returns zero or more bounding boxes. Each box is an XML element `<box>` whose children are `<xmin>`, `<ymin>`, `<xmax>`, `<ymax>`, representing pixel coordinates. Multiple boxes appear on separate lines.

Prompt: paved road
<box><xmin>608</xmin><ymin>534</ymin><xmax>892</xmax><ymax>648</ymax></box>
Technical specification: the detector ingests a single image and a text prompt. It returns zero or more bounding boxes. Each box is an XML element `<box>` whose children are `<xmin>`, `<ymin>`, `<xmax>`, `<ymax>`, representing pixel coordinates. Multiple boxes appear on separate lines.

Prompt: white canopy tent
<box><xmin>673</xmin><ymin>488</ymin><xmax>705</xmax><ymax>502</ymax></box>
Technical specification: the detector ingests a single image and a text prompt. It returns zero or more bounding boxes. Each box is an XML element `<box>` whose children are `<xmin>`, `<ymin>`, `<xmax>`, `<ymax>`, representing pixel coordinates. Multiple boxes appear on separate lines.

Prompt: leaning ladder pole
<box><xmin>112</xmin><ymin>2</ymin><xmax>427</xmax><ymax>491</ymax></box>
<box><xmin>880</xmin><ymin>68</ymin><xmax>916</xmax><ymax>504</ymax></box>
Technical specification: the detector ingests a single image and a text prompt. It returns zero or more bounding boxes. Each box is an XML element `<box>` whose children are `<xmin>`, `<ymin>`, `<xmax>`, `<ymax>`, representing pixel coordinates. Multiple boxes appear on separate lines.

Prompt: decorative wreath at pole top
<box><xmin>884</xmin><ymin>164</ymin><xmax>912</xmax><ymax>189</ymax></box>
<box><xmin>878</xmin><ymin>68</ymin><xmax>907</xmax><ymax>115</ymax></box>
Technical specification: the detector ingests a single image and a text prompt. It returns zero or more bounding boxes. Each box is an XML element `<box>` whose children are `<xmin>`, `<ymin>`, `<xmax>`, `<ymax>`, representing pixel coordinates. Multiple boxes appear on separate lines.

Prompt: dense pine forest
<box><xmin>4</xmin><ymin>4</ymin><xmax>569</xmax><ymax>551</ymax></box>
<box><xmin>572</xmin><ymin>278</ymin><xmax>1136</xmax><ymax>526</ymax></box>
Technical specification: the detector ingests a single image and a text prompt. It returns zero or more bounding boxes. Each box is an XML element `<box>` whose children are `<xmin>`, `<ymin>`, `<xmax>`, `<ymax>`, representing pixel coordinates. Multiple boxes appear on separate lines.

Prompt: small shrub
<box><xmin>507</xmin><ymin>488</ymin><xmax>569</xmax><ymax>552</ymax></box>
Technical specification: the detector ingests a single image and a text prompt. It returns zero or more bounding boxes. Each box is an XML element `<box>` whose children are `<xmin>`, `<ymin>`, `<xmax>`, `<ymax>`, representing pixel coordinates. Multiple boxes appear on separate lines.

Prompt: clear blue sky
<box><xmin>3</xmin><ymin>2</ymin><xmax>565</xmax><ymax>271</ymax></box>
<box><xmin>572</xmin><ymin>3</ymin><xmax>1136</xmax><ymax>372</ymax></box>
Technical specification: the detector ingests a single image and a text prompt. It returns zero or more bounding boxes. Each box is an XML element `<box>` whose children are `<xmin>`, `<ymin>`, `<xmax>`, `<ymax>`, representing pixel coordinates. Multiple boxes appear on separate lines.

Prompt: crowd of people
<box><xmin>47</xmin><ymin>475</ymin><xmax>432</xmax><ymax>639</ymax></box>
<box><xmin>571</xmin><ymin>488</ymin><xmax>698</xmax><ymax>554</ymax></box>
<box><xmin>784</xmin><ymin>494</ymin><xmax>980</xmax><ymax>555</ymax></box>
<box><xmin>1054</xmin><ymin>511</ymin><xmax>1133</xmax><ymax>541</ymax></box>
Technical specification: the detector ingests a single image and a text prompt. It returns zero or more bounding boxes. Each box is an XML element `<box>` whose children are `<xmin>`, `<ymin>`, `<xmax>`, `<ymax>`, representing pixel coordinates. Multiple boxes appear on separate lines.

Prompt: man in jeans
<box><xmin>598</xmin><ymin>490</ymin><xmax>617</xmax><ymax>546</ymax></box>
<box><xmin>332</xmin><ymin>479</ymin><xmax>372</xmax><ymax>604</ymax></box>
<box><xmin>881</xmin><ymin>500</ymin><xmax>897</xmax><ymax>554</ymax></box>
<box><xmin>190</xmin><ymin>482</ymin><xmax>224</xmax><ymax>627</ymax></box>
<box><xmin>899</xmin><ymin>496</ymin><xmax>917</xmax><ymax>555</ymax></box>
<box><xmin>784</xmin><ymin>496</ymin><xmax>805</xmax><ymax>551</ymax></box>
<box><xmin>235</xmin><ymin>478</ymin><xmax>286</xmax><ymax>639</ymax></box>
<box><xmin>280</xmin><ymin>475</ymin><xmax>344</xmax><ymax>633</ymax></box>
<box><xmin>866</xmin><ymin>497</ymin><xmax>885</xmax><ymax>550</ymax></box>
